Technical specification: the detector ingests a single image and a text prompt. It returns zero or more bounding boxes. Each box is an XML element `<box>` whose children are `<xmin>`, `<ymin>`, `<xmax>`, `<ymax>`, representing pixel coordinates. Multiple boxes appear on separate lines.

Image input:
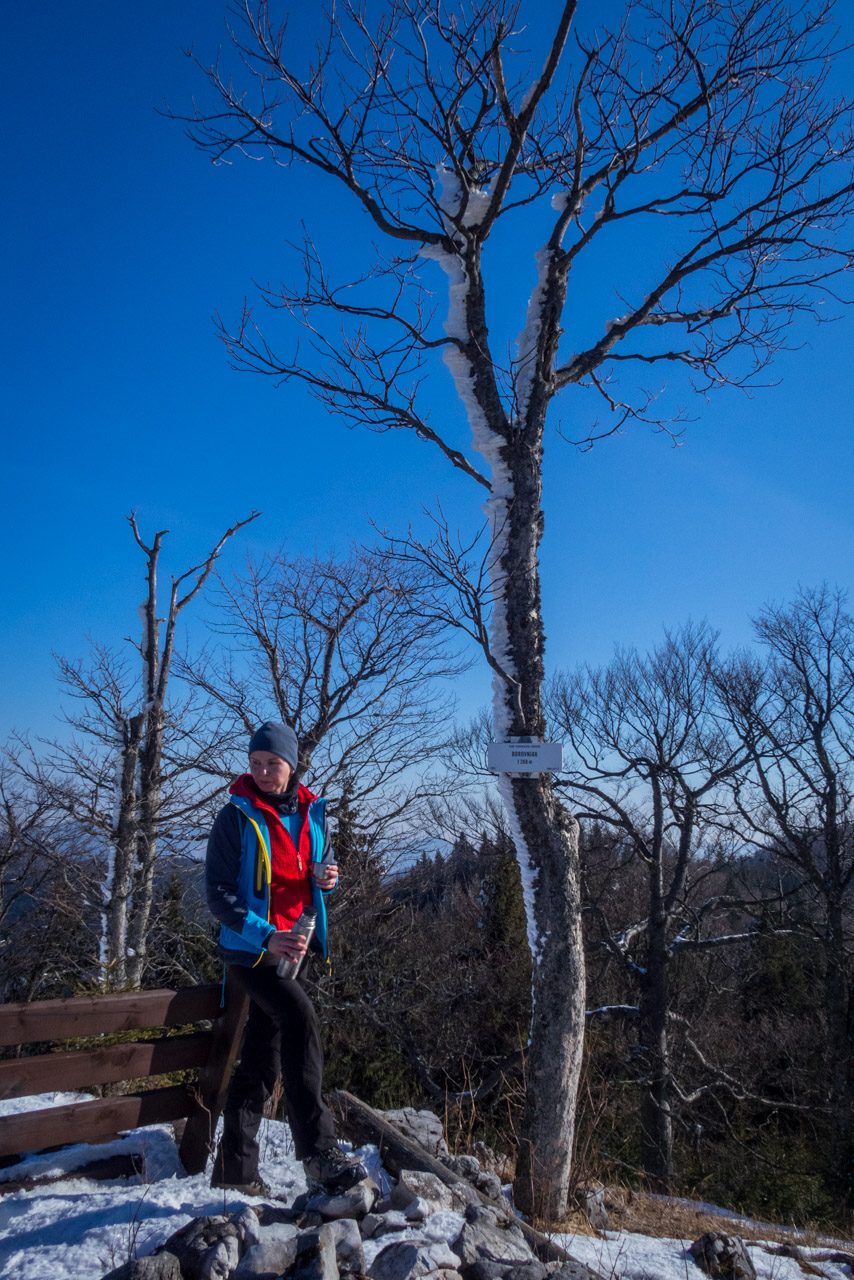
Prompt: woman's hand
<box><xmin>266</xmin><ymin>929</ymin><xmax>309</xmax><ymax>960</ymax></box>
<box><xmin>312</xmin><ymin>861</ymin><xmax>339</xmax><ymax>891</ymax></box>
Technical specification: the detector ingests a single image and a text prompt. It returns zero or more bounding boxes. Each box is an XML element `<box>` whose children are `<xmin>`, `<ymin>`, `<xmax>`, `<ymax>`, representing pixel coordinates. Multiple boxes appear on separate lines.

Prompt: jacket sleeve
<box><xmin>312</xmin><ymin>805</ymin><xmax>335</xmax><ymax>896</ymax></box>
<box><xmin>205</xmin><ymin>804</ymin><xmax>274</xmax><ymax>949</ymax></box>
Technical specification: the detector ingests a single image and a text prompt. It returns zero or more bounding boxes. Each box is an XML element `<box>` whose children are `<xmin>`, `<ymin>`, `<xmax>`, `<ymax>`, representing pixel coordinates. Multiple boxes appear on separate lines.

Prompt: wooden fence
<box><xmin>0</xmin><ymin>978</ymin><xmax>249</xmax><ymax>1180</ymax></box>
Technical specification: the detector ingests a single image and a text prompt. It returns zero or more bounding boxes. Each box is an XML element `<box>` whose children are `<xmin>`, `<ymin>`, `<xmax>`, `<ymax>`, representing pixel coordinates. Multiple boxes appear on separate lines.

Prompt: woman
<box><xmin>205</xmin><ymin>720</ymin><xmax>366</xmax><ymax>1197</ymax></box>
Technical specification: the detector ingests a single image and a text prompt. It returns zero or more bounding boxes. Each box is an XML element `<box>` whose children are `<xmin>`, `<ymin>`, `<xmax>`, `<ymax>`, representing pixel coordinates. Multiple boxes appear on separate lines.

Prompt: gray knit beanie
<box><xmin>248</xmin><ymin>721</ymin><xmax>298</xmax><ymax>771</ymax></box>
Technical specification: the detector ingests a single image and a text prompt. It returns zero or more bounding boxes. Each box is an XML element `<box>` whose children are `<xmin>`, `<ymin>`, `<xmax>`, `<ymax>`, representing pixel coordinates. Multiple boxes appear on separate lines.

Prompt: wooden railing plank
<box><xmin>0</xmin><ymin>1153</ymin><xmax>143</xmax><ymax>1196</ymax></box>
<box><xmin>0</xmin><ymin>1033</ymin><xmax>213</xmax><ymax>1101</ymax></box>
<box><xmin>0</xmin><ymin>986</ymin><xmax>221</xmax><ymax>1047</ymax></box>
<box><xmin>0</xmin><ymin>1087</ymin><xmax>193</xmax><ymax>1158</ymax></box>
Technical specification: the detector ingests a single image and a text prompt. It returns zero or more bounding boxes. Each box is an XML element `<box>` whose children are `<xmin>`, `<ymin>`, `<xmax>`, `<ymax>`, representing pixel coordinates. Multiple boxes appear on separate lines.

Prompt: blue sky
<box><xmin>3</xmin><ymin>1</ymin><xmax>854</xmax><ymax>745</ymax></box>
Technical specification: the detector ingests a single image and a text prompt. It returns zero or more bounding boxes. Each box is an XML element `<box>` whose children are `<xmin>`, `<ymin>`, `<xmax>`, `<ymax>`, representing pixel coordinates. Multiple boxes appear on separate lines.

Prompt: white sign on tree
<box><xmin>488</xmin><ymin>739</ymin><xmax>563</xmax><ymax>774</ymax></box>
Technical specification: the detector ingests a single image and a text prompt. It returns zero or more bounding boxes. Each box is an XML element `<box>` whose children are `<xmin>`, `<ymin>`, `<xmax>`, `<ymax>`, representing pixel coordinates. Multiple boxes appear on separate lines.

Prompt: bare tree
<box><xmin>11</xmin><ymin>511</ymin><xmax>259</xmax><ymax>989</ymax></box>
<box><xmin>174</xmin><ymin>0</ymin><xmax>854</xmax><ymax>1215</ymax></box>
<box><xmin>0</xmin><ymin>768</ymin><xmax>97</xmax><ymax>1002</ymax></box>
<box><xmin>180</xmin><ymin>545</ymin><xmax>460</xmax><ymax>844</ymax></box>
<box><xmin>550</xmin><ymin>623</ymin><xmax>768</xmax><ymax>1189</ymax></box>
<box><xmin>718</xmin><ymin>586</ymin><xmax>854</xmax><ymax>1211</ymax></box>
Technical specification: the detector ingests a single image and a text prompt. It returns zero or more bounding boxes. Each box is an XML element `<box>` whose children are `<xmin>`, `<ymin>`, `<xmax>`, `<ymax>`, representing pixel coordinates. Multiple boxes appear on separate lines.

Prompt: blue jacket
<box><xmin>206</xmin><ymin>782</ymin><xmax>331</xmax><ymax>967</ymax></box>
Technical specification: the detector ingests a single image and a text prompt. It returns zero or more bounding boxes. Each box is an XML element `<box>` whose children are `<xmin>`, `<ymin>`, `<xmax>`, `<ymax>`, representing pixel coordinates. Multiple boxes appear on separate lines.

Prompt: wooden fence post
<box><xmin>178</xmin><ymin>971</ymin><xmax>249</xmax><ymax>1176</ymax></box>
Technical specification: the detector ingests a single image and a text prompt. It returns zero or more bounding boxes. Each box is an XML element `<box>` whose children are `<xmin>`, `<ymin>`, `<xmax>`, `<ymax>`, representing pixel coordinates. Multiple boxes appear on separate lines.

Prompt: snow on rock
<box><xmin>0</xmin><ymin>1113</ymin><xmax>308</xmax><ymax>1280</ymax></box>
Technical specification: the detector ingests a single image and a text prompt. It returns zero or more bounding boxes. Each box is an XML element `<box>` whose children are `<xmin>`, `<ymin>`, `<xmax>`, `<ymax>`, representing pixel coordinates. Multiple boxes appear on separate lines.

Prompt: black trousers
<box><xmin>215</xmin><ymin>960</ymin><xmax>337</xmax><ymax>1184</ymax></box>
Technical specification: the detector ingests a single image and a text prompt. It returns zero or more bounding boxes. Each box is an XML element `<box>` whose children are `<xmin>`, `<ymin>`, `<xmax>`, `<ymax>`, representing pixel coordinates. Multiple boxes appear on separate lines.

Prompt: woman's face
<box><xmin>249</xmin><ymin>751</ymin><xmax>294</xmax><ymax>794</ymax></box>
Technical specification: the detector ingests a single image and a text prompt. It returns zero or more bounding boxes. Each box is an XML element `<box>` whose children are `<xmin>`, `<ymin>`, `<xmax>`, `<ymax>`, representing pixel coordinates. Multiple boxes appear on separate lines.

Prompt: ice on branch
<box><xmin>434</xmin><ymin>163</ymin><xmax>492</xmax><ymax>229</ymax></box>
<box><xmin>515</xmin><ymin>248</ymin><xmax>556</xmax><ymax>428</ymax></box>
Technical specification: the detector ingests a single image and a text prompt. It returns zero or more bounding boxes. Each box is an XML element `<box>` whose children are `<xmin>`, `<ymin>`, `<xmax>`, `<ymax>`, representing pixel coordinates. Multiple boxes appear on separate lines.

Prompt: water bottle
<box><xmin>276</xmin><ymin>907</ymin><xmax>317</xmax><ymax>980</ymax></box>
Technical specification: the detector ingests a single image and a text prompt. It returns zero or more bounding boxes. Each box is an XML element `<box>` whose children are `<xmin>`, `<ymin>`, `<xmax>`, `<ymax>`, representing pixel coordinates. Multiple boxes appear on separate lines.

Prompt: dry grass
<box><xmin>550</xmin><ymin>1185</ymin><xmax>854</xmax><ymax>1252</ymax></box>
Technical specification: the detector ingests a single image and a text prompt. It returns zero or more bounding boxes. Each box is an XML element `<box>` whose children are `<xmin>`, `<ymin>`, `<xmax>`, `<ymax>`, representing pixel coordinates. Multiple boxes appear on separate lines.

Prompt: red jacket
<box><xmin>228</xmin><ymin>774</ymin><xmax>314</xmax><ymax>932</ymax></box>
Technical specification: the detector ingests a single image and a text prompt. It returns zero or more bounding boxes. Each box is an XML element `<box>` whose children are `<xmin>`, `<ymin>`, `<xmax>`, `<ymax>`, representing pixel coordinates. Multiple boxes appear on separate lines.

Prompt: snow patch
<box><xmin>0</xmin><ymin>1105</ymin><xmax>379</xmax><ymax>1280</ymax></box>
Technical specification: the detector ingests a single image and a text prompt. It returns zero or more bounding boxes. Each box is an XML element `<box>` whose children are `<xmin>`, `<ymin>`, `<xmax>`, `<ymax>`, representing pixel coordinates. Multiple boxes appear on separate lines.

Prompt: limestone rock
<box><xmin>328</xmin><ymin>1217</ymin><xmax>366</xmax><ymax>1273</ymax></box>
<box><xmin>292</xmin><ymin>1225</ymin><xmax>341</xmax><ymax>1280</ymax></box>
<box><xmin>305</xmin><ymin>1182</ymin><xmax>378</xmax><ymax>1220</ymax></box>
<box><xmin>101</xmin><ymin>1256</ymin><xmax>183</xmax><ymax>1280</ymax></box>
<box><xmin>369</xmin><ymin>1239</ymin><xmax>461</xmax><ymax>1280</ymax></box>
<box><xmin>421</xmin><ymin>1211</ymin><xmax>465</xmax><ymax>1246</ymax></box>
<box><xmin>689</xmin><ymin>1232</ymin><xmax>757</xmax><ymax>1279</ymax></box>
<box><xmin>391</xmin><ymin>1171</ymin><xmax>455</xmax><ymax>1215</ymax></box>
<box><xmin>404</xmin><ymin>1198</ymin><xmax>431</xmax><ymax>1223</ymax></box>
<box><xmin>383</xmin><ymin>1109</ymin><xmax>449</xmax><ymax>1157</ymax></box>
<box><xmin>574</xmin><ymin>1186</ymin><xmax>608</xmax><ymax>1232</ymax></box>
<box><xmin>369</xmin><ymin>1210</ymin><xmax>412</xmax><ymax>1237</ymax></box>
<box><xmin>232</xmin><ymin>1206</ymin><xmax>262</xmax><ymax>1251</ymax></box>
<box><xmin>233</xmin><ymin>1223</ymin><xmax>299</xmax><ymax>1280</ymax></box>
<box><xmin>157</xmin><ymin>1215</ymin><xmax>242</xmax><ymax>1280</ymax></box>
<box><xmin>199</xmin><ymin>1235</ymin><xmax>240</xmax><ymax>1280</ymax></box>
<box><xmin>451</xmin><ymin>1205</ymin><xmax>533</xmax><ymax>1271</ymax></box>
<box><xmin>471</xmin><ymin>1171</ymin><xmax>502</xmax><ymax>1202</ymax></box>
<box><xmin>258</xmin><ymin>1203</ymin><xmax>324</xmax><ymax>1230</ymax></box>
<box><xmin>447</xmin><ymin>1183</ymin><xmax>480</xmax><ymax>1214</ymax></box>
<box><xmin>547</xmin><ymin>1262</ymin><xmax>604</xmax><ymax>1280</ymax></box>
<box><xmin>465</xmin><ymin>1261</ymin><xmax>547</xmax><ymax>1280</ymax></box>
<box><xmin>441</xmin><ymin>1156</ymin><xmax>480</xmax><ymax>1180</ymax></box>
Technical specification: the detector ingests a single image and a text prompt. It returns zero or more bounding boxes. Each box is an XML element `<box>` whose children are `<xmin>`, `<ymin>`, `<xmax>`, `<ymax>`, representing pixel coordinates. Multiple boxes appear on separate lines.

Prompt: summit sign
<box><xmin>487</xmin><ymin>739</ymin><xmax>564</xmax><ymax>775</ymax></box>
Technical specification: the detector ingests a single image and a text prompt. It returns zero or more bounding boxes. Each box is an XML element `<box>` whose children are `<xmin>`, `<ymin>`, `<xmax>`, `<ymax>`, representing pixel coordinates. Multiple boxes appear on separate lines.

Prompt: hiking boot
<box><xmin>210</xmin><ymin>1174</ymin><xmax>272</xmax><ymax>1198</ymax></box>
<box><xmin>302</xmin><ymin>1146</ymin><xmax>368</xmax><ymax>1194</ymax></box>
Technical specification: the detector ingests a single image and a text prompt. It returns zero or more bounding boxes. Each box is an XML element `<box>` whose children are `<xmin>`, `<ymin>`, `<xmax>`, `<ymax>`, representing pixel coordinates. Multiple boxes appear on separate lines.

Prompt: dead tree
<box><xmin>717</xmin><ymin>586</ymin><xmax>854</xmax><ymax>1212</ymax></box>
<box><xmin>180</xmin><ymin>546</ymin><xmax>460</xmax><ymax>846</ymax></box>
<box><xmin>11</xmin><ymin>512</ymin><xmax>259</xmax><ymax>989</ymax></box>
<box><xmin>0</xmin><ymin>768</ymin><xmax>97</xmax><ymax>1002</ymax></box>
<box><xmin>550</xmin><ymin>622</ymin><xmax>770</xmax><ymax>1190</ymax></box>
<box><xmin>174</xmin><ymin>0</ymin><xmax>854</xmax><ymax>1217</ymax></box>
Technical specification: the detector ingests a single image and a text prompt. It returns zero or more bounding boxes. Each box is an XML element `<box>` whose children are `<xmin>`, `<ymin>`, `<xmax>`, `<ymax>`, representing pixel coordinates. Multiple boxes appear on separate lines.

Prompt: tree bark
<box><xmin>105</xmin><ymin>712</ymin><xmax>143</xmax><ymax>989</ymax></box>
<box><xmin>511</xmin><ymin>778</ymin><xmax>584</xmax><ymax>1220</ymax></box>
<box><xmin>825</xmin><ymin>893</ymin><xmax>853</xmax><ymax>1208</ymax></box>
<box><xmin>638</xmin><ymin>893</ymin><xmax>673</xmax><ymax>1193</ymax></box>
<box><xmin>494</xmin><ymin>433</ymin><xmax>586</xmax><ymax>1220</ymax></box>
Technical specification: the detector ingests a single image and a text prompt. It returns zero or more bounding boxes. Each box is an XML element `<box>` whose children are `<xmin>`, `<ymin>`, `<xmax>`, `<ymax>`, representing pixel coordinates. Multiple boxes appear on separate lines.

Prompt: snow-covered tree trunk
<box><xmin>126</xmin><ymin>706</ymin><xmax>163</xmax><ymax>989</ymax></box>
<box><xmin>510</xmin><ymin>778</ymin><xmax>584</xmax><ymax>1216</ymax></box>
<box><xmin>428</xmin><ymin>225</ymin><xmax>585</xmax><ymax>1217</ymax></box>
<box><xmin>123</xmin><ymin>515</ymin><xmax>258</xmax><ymax>988</ymax></box>
<box><xmin>104</xmin><ymin>712</ymin><xmax>143</xmax><ymax>987</ymax></box>
<box><xmin>491</xmin><ymin>436</ymin><xmax>584</xmax><ymax>1219</ymax></box>
<box><xmin>638</xmin><ymin>873</ymin><xmax>673</xmax><ymax>1192</ymax></box>
<box><xmin>125</xmin><ymin>553</ymin><xmax>163</xmax><ymax>990</ymax></box>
